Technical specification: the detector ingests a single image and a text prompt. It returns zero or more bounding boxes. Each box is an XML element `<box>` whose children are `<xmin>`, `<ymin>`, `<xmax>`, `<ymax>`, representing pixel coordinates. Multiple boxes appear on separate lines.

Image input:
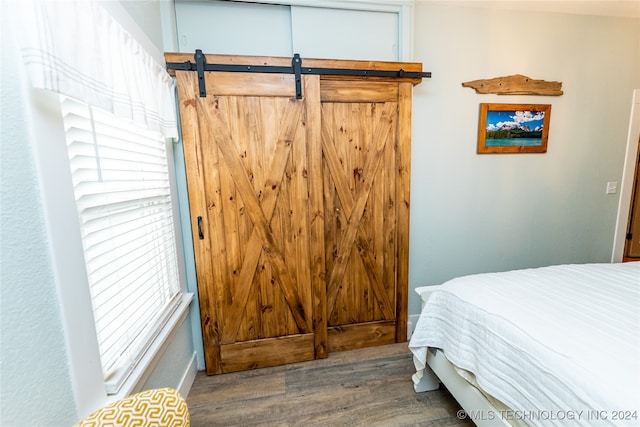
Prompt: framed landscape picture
<box><xmin>477</xmin><ymin>103</ymin><xmax>551</xmax><ymax>154</ymax></box>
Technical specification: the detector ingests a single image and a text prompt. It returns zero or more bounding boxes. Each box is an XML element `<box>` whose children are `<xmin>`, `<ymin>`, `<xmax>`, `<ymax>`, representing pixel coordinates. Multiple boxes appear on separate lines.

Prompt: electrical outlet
<box><xmin>606</xmin><ymin>182</ymin><xmax>618</xmax><ymax>194</ymax></box>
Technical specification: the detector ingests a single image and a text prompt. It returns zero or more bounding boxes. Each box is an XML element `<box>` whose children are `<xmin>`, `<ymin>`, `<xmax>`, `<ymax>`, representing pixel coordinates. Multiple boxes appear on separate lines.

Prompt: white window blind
<box><xmin>60</xmin><ymin>96</ymin><xmax>181</xmax><ymax>394</ymax></box>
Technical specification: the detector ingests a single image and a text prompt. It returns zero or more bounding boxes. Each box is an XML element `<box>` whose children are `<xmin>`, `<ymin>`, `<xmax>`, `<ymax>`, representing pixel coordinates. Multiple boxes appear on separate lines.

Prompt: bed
<box><xmin>408</xmin><ymin>262</ymin><xmax>640</xmax><ymax>427</ymax></box>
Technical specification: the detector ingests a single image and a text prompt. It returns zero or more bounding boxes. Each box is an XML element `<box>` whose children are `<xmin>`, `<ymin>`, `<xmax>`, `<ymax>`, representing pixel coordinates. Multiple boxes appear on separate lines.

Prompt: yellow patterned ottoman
<box><xmin>73</xmin><ymin>387</ymin><xmax>190</xmax><ymax>427</ymax></box>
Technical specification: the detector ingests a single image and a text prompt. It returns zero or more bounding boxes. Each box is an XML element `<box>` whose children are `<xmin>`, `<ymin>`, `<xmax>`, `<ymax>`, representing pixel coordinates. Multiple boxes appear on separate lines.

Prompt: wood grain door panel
<box><xmin>320</xmin><ymin>80</ymin><xmax>406</xmax><ymax>351</ymax></box>
<box><xmin>176</xmin><ymin>70</ymin><xmax>322</xmax><ymax>373</ymax></box>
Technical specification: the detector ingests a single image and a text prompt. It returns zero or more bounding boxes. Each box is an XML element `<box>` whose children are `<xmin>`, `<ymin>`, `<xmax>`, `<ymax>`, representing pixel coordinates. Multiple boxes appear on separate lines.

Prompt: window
<box><xmin>60</xmin><ymin>96</ymin><xmax>181</xmax><ymax>394</ymax></box>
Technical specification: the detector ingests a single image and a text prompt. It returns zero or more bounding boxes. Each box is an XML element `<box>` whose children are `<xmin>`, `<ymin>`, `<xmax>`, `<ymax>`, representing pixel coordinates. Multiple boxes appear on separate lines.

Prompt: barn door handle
<box><xmin>197</xmin><ymin>216</ymin><xmax>204</xmax><ymax>240</ymax></box>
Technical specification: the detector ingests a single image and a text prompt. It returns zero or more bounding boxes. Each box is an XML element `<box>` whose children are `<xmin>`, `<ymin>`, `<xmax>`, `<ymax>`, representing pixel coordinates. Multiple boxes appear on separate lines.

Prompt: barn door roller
<box><xmin>166</xmin><ymin>49</ymin><xmax>431</xmax><ymax>99</ymax></box>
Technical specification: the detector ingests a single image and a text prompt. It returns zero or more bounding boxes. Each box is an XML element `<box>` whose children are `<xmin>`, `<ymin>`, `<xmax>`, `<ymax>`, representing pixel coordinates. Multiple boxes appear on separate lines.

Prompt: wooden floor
<box><xmin>186</xmin><ymin>343</ymin><xmax>473</xmax><ymax>427</ymax></box>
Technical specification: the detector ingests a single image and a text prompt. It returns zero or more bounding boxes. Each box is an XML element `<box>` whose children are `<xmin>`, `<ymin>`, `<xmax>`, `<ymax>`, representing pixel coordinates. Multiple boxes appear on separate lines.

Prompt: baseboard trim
<box><xmin>177</xmin><ymin>352</ymin><xmax>198</xmax><ymax>398</ymax></box>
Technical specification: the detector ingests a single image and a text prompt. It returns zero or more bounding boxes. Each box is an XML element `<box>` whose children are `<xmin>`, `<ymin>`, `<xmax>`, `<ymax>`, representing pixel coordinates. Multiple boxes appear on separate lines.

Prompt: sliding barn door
<box><xmin>169</xmin><ymin>52</ymin><xmax>422</xmax><ymax>374</ymax></box>
<box><xmin>321</xmin><ymin>80</ymin><xmax>412</xmax><ymax>351</ymax></box>
<box><xmin>174</xmin><ymin>68</ymin><xmax>326</xmax><ymax>374</ymax></box>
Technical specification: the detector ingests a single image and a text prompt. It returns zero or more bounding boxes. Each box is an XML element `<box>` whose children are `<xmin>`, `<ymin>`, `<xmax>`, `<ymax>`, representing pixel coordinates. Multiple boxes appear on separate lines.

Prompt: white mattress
<box><xmin>409</xmin><ymin>262</ymin><xmax>640</xmax><ymax>427</ymax></box>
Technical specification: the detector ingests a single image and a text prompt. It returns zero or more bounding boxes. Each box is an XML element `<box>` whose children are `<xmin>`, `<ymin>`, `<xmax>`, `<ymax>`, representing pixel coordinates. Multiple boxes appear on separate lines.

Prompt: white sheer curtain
<box><xmin>14</xmin><ymin>0</ymin><xmax>178</xmax><ymax>139</ymax></box>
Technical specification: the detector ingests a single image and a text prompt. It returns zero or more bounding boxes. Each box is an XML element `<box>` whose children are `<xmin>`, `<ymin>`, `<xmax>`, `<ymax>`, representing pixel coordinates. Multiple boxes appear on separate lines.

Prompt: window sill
<box><xmin>105</xmin><ymin>292</ymin><xmax>194</xmax><ymax>404</ymax></box>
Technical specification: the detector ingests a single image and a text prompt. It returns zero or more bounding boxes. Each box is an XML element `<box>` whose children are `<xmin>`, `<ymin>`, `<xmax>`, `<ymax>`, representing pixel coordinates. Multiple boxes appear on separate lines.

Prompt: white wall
<box><xmin>117</xmin><ymin>0</ymin><xmax>165</xmax><ymax>52</ymax></box>
<box><xmin>0</xmin><ymin>3</ymin><xmax>77</xmax><ymax>424</ymax></box>
<box><xmin>408</xmin><ymin>3</ymin><xmax>640</xmax><ymax>313</ymax></box>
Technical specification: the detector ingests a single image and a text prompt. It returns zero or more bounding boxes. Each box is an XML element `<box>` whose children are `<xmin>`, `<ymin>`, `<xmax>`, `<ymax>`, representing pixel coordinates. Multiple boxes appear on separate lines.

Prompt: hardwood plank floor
<box><xmin>186</xmin><ymin>343</ymin><xmax>473</xmax><ymax>426</ymax></box>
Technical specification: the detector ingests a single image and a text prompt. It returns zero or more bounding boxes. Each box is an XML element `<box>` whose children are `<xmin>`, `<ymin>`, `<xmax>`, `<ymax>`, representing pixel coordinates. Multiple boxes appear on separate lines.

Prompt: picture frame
<box><xmin>477</xmin><ymin>103</ymin><xmax>551</xmax><ymax>154</ymax></box>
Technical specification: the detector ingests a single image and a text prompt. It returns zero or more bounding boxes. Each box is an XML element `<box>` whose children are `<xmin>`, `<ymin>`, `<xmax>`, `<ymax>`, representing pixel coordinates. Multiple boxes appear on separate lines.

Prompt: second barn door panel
<box><xmin>320</xmin><ymin>80</ymin><xmax>411</xmax><ymax>351</ymax></box>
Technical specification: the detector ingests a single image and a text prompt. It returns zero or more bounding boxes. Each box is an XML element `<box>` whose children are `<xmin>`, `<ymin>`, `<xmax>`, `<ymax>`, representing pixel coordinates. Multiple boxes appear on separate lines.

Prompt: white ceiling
<box><xmin>422</xmin><ymin>1</ymin><xmax>640</xmax><ymax>19</ymax></box>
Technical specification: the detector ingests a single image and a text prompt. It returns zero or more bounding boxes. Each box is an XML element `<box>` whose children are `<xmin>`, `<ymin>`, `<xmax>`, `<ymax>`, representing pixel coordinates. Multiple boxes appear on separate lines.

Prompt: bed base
<box><xmin>413</xmin><ymin>348</ymin><xmax>511</xmax><ymax>427</ymax></box>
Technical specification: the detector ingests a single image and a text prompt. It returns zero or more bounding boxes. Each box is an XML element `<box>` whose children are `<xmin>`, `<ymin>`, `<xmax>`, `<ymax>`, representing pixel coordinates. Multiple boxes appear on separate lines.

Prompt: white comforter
<box><xmin>409</xmin><ymin>262</ymin><xmax>640</xmax><ymax>426</ymax></box>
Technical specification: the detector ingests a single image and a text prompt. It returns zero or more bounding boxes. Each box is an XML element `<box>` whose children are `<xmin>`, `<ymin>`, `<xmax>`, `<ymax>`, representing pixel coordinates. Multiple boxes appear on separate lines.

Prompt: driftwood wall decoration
<box><xmin>462</xmin><ymin>74</ymin><xmax>563</xmax><ymax>96</ymax></box>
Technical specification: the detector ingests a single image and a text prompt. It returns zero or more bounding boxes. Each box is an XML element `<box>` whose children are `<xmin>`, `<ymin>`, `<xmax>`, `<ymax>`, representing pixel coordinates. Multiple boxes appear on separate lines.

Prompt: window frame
<box><xmin>28</xmin><ymin>87</ymin><xmax>192</xmax><ymax>418</ymax></box>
